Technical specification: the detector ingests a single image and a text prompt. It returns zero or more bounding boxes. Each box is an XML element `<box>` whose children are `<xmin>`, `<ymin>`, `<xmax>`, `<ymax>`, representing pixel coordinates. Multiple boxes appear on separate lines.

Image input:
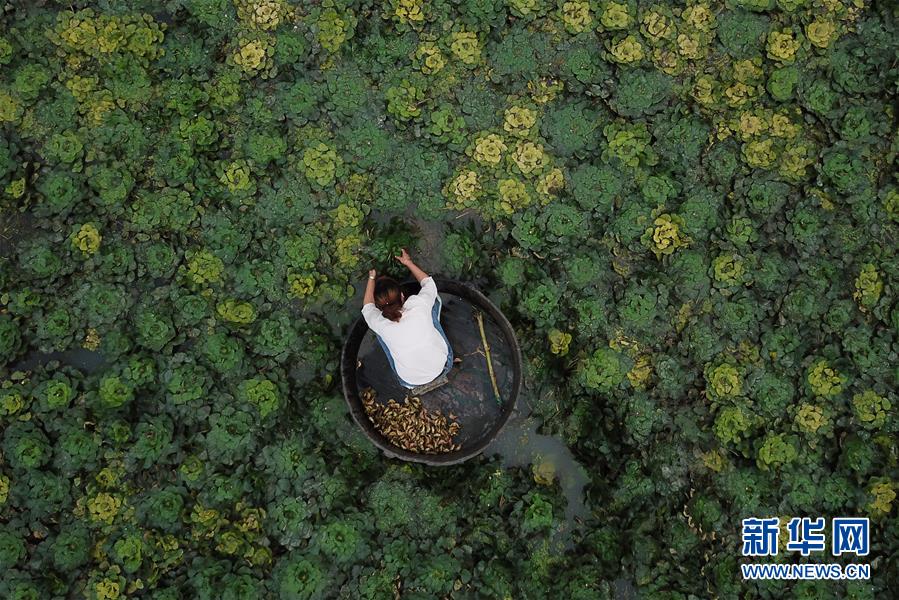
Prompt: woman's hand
<box><xmin>364</xmin><ymin>269</ymin><xmax>376</xmax><ymax>306</ymax></box>
<box><xmin>394</xmin><ymin>248</ymin><xmax>411</xmax><ymax>266</ymax></box>
<box><xmin>396</xmin><ymin>249</ymin><xmax>428</xmax><ymax>283</ymax></box>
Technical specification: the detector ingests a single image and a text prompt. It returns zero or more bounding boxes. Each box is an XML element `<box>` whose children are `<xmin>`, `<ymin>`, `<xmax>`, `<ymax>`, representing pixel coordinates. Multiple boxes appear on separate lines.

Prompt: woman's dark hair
<box><xmin>374</xmin><ymin>276</ymin><xmax>404</xmax><ymax>322</ymax></box>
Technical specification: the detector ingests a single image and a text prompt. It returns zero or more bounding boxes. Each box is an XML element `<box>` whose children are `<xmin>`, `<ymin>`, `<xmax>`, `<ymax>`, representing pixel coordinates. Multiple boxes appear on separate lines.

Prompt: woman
<box><xmin>361</xmin><ymin>249</ymin><xmax>457</xmax><ymax>389</ymax></box>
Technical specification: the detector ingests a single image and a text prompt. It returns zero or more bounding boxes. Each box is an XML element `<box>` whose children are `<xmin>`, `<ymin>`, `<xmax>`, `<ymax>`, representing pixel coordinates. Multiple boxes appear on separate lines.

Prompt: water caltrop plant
<box><xmin>0</xmin><ymin>0</ymin><xmax>897</xmax><ymax>597</ymax></box>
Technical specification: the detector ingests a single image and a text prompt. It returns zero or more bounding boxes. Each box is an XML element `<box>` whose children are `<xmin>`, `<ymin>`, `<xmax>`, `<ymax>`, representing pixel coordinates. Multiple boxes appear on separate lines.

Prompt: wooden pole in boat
<box><xmin>475</xmin><ymin>310</ymin><xmax>501</xmax><ymax>405</ymax></box>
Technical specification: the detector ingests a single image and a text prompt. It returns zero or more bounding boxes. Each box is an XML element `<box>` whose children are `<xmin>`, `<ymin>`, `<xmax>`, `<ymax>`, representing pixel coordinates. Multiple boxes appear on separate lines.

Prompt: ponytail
<box><xmin>380</xmin><ymin>301</ymin><xmax>403</xmax><ymax>322</ymax></box>
<box><xmin>374</xmin><ymin>276</ymin><xmax>404</xmax><ymax>322</ymax></box>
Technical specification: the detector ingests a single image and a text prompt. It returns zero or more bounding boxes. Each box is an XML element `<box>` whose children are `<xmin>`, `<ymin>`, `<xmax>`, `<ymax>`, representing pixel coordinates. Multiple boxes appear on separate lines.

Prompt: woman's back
<box><xmin>361</xmin><ymin>276</ymin><xmax>449</xmax><ymax>386</ymax></box>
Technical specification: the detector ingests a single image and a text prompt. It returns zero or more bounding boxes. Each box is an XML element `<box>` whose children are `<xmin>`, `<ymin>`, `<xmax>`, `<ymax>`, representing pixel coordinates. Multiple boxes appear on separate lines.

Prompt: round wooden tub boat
<box><xmin>341</xmin><ymin>278</ymin><xmax>522</xmax><ymax>465</ymax></box>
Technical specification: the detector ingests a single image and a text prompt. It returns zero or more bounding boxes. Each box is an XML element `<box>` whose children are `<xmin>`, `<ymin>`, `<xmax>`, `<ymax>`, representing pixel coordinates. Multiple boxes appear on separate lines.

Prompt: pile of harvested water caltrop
<box><xmin>361</xmin><ymin>387</ymin><xmax>462</xmax><ymax>453</ymax></box>
<box><xmin>1</xmin><ymin>0</ymin><xmax>898</xmax><ymax>597</ymax></box>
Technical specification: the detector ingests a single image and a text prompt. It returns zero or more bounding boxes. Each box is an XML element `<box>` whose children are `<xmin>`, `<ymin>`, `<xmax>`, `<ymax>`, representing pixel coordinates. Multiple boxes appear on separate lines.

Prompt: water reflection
<box><xmin>12</xmin><ymin>348</ymin><xmax>107</xmax><ymax>374</ymax></box>
<box><xmin>485</xmin><ymin>367</ymin><xmax>591</xmax><ymax>549</ymax></box>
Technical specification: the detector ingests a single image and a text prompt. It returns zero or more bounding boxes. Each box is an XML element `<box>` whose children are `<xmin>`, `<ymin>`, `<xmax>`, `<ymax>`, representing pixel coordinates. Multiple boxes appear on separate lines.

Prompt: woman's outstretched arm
<box><xmin>395</xmin><ymin>249</ymin><xmax>428</xmax><ymax>283</ymax></box>
<box><xmin>363</xmin><ymin>269</ymin><xmax>376</xmax><ymax>307</ymax></box>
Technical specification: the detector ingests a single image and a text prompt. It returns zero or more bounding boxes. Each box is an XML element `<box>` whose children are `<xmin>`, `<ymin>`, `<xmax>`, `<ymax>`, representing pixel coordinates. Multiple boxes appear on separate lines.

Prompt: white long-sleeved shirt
<box><xmin>361</xmin><ymin>276</ymin><xmax>449</xmax><ymax>385</ymax></box>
